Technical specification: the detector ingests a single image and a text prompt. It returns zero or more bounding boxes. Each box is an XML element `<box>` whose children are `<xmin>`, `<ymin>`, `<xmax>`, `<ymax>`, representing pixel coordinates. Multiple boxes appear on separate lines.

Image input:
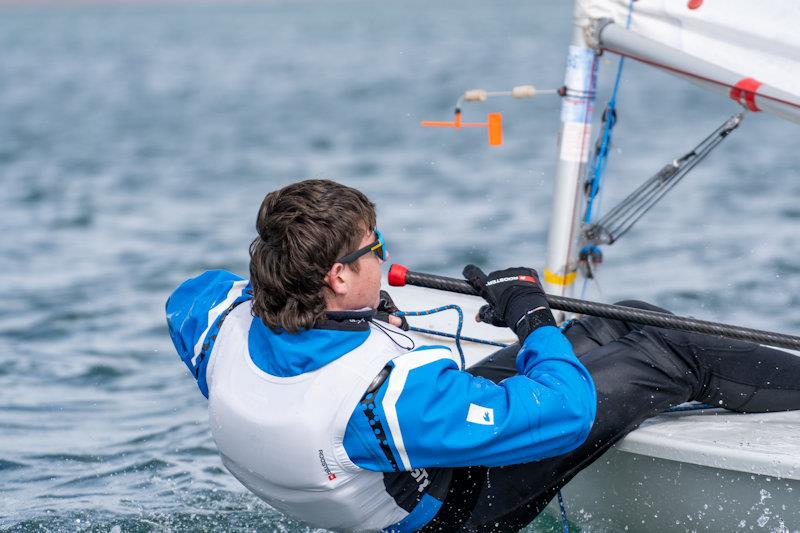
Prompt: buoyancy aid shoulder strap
<box><xmin>366</xmin><ymin>364</ymin><xmax>392</xmax><ymax>395</ymax></box>
<box><xmin>193</xmin><ymin>297</ymin><xmax>250</xmax><ymax>397</ymax></box>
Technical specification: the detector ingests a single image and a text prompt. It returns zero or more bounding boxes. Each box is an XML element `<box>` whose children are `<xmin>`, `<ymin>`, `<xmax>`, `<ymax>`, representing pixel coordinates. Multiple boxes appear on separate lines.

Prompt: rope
<box><xmin>582</xmin><ymin>0</ymin><xmax>635</xmax><ymax>226</ymax></box>
<box><xmin>557</xmin><ymin>491</ymin><xmax>571</xmax><ymax>533</ymax></box>
<box><xmin>555</xmin><ymin>316</ymin><xmax>581</xmax><ymax>533</ymax></box>
<box><xmin>407</xmin><ymin>325</ymin><xmax>509</xmax><ymax>349</ymax></box>
<box><xmin>577</xmin><ymin>0</ymin><xmax>634</xmax><ymax>305</ymax></box>
<box><xmin>392</xmin><ymin>305</ymin><xmax>467</xmax><ymax>370</ymax></box>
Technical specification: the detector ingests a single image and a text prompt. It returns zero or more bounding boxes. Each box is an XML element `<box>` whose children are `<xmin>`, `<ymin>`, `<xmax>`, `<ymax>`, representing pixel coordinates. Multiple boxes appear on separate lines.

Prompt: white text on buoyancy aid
<box><xmin>411</xmin><ymin>468</ymin><xmax>431</xmax><ymax>492</ymax></box>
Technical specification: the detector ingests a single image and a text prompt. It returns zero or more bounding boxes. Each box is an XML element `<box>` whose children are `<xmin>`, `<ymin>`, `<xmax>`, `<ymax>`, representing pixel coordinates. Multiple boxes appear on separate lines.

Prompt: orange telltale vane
<box><xmin>421</xmin><ymin>111</ymin><xmax>503</xmax><ymax>146</ymax></box>
<box><xmin>487</xmin><ymin>113</ymin><xmax>502</xmax><ymax>146</ymax></box>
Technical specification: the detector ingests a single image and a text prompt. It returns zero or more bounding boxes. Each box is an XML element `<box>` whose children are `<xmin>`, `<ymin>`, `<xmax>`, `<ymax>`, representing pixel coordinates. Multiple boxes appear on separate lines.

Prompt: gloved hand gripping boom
<box><xmin>463</xmin><ymin>265</ymin><xmax>556</xmax><ymax>343</ymax></box>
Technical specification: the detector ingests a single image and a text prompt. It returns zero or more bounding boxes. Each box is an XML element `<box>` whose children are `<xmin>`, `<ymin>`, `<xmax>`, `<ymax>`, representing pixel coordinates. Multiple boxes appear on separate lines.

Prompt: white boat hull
<box><xmin>549</xmin><ymin>409</ymin><xmax>800</xmax><ymax>531</ymax></box>
<box><xmin>551</xmin><ymin>445</ymin><xmax>800</xmax><ymax>531</ymax></box>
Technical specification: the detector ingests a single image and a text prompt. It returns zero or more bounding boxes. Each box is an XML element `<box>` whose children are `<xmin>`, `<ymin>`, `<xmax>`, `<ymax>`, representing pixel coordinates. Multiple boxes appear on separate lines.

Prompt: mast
<box><xmin>542</xmin><ymin>2</ymin><xmax>598</xmax><ymax>314</ymax></box>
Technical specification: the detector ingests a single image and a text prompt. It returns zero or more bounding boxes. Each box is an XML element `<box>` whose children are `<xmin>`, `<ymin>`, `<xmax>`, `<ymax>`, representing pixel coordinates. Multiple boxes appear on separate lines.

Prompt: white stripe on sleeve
<box><xmin>381</xmin><ymin>347</ymin><xmax>459</xmax><ymax>471</ymax></box>
<box><xmin>191</xmin><ymin>279</ymin><xmax>249</xmax><ymax>366</ymax></box>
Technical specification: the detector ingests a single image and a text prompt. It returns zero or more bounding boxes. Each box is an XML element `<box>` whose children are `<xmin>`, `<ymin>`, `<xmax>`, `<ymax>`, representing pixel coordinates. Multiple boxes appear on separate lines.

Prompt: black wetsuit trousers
<box><xmin>420</xmin><ymin>300</ymin><xmax>800</xmax><ymax>532</ymax></box>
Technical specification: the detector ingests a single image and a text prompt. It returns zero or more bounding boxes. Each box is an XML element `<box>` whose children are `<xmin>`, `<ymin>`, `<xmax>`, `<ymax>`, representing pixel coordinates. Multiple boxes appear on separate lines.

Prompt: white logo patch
<box><xmin>466</xmin><ymin>403</ymin><xmax>494</xmax><ymax>426</ymax></box>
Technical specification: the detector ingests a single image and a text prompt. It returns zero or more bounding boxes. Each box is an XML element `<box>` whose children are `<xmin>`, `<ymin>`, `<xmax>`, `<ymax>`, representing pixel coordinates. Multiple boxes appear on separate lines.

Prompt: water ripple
<box><xmin>0</xmin><ymin>458</ymin><xmax>27</xmax><ymax>471</ymax></box>
<box><xmin>1</xmin><ymin>1</ymin><xmax>798</xmax><ymax>532</ymax></box>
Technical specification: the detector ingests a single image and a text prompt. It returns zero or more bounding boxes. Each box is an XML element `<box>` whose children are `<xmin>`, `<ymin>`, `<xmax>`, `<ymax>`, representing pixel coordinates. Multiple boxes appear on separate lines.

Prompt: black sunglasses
<box><xmin>336</xmin><ymin>229</ymin><xmax>386</xmax><ymax>264</ymax></box>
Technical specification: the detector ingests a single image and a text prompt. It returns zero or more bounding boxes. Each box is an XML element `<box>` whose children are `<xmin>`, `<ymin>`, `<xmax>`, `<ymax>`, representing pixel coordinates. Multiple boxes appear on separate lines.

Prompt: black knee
<box><xmin>613</xmin><ymin>299</ymin><xmax>672</xmax><ymax>315</ymax></box>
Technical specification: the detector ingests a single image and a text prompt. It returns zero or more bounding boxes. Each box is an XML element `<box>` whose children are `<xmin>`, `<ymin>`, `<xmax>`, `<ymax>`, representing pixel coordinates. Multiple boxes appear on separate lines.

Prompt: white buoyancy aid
<box><xmin>205</xmin><ymin>303</ymin><xmax>413</xmax><ymax>531</ymax></box>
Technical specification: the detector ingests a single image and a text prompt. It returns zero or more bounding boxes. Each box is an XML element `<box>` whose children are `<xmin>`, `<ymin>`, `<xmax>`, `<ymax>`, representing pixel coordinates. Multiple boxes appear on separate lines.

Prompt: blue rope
<box><xmin>407</xmin><ymin>325</ymin><xmax>509</xmax><ymax>349</ymax></box>
<box><xmin>393</xmin><ymin>305</ymin><xmax>467</xmax><ymax>370</ymax></box>
<box><xmin>557</xmin><ymin>491</ymin><xmax>570</xmax><ymax>533</ymax></box>
<box><xmin>554</xmin><ymin>320</ymin><xmax>578</xmax><ymax>533</ymax></box>
<box><xmin>583</xmin><ymin>0</ymin><xmax>635</xmax><ymax>226</ymax></box>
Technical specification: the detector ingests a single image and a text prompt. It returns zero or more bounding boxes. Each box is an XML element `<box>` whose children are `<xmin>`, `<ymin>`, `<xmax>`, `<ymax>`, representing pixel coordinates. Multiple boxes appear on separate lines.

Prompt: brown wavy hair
<box><xmin>249</xmin><ymin>179</ymin><xmax>376</xmax><ymax>332</ymax></box>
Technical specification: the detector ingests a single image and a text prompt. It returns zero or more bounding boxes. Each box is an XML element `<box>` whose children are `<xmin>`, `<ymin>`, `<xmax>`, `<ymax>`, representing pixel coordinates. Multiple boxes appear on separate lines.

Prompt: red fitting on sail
<box><xmin>730</xmin><ymin>78</ymin><xmax>762</xmax><ymax>112</ymax></box>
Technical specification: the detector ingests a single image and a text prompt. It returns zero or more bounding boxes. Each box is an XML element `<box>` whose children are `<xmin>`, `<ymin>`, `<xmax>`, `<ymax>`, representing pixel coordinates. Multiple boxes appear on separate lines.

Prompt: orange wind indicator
<box><xmin>421</xmin><ymin>111</ymin><xmax>503</xmax><ymax>146</ymax></box>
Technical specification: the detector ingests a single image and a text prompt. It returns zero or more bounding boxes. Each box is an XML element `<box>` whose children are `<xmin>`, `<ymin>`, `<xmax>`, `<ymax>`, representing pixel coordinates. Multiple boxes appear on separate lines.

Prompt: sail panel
<box><xmin>577</xmin><ymin>0</ymin><xmax>800</xmax><ymax>111</ymax></box>
<box><xmin>595</xmin><ymin>21</ymin><xmax>800</xmax><ymax>124</ymax></box>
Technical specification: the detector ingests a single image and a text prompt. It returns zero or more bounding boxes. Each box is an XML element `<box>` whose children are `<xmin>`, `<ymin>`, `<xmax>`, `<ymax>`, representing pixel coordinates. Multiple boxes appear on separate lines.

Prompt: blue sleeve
<box><xmin>343</xmin><ymin>327</ymin><xmax>596</xmax><ymax>470</ymax></box>
<box><xmin>165</xmin><ymin>270</ymin><xmax>251</xmax><ymax>398</ymax></box>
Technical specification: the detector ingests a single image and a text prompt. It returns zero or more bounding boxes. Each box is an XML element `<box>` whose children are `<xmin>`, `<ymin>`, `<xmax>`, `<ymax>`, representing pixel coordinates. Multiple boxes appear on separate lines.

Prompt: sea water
<box><xmin>1</xmin><ymin>1</ymin><xmax>799</xmax><ymax>531</ymax></box>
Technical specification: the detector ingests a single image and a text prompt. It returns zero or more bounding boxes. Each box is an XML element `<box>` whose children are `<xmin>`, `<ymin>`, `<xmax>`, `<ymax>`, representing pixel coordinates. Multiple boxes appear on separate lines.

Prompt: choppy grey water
<box><xmin>1</xmin><ymin>1</ymin><xmax>799</xmax><ymax>531</ymax></box>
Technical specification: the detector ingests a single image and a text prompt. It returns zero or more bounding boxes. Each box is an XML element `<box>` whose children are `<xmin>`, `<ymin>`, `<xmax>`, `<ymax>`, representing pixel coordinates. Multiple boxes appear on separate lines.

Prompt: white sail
<box><xmin>578</xmin><ymin>0</ymin><xmax>800</xmax><ymax>122</ymax></box>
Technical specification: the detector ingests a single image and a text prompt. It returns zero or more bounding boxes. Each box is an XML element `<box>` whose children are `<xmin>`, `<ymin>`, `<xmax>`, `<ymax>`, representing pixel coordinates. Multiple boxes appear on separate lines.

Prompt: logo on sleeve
<box><xmin>466</xmin><ymin>403</ymin><xmax>494</xmax><ymax>425</ymax></box>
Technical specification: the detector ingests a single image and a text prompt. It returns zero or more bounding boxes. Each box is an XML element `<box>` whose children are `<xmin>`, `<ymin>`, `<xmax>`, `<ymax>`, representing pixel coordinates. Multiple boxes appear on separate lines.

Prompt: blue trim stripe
<box><xmin>408</xmin><ymin>344</ymin><xmax>450</xmax><ymax>353</ymax></box>
<box><xmin>248</xmin><ymin>321</ymin><xmax>370</xmax><ymax>377</ymax></box>
<box><xmin>383</xmin><ymin>493</ymin><xmax>443</xmax><ymax>533</ymax></box>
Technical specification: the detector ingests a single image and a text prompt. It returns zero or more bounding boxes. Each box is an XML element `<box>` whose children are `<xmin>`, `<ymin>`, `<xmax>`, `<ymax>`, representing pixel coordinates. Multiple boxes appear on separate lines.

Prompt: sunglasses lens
<box><xmin>374</xmin><ymin>229</ymin><xmax>386</xmax><ymax>260</ymax></box>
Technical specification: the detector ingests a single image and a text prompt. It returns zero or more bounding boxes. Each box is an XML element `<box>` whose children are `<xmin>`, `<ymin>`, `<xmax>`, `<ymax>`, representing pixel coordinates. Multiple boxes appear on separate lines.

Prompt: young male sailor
<box><xmin>167</xmin><ymin>179</ymin><xmax>800</xmax><ymax>532</ymax></box>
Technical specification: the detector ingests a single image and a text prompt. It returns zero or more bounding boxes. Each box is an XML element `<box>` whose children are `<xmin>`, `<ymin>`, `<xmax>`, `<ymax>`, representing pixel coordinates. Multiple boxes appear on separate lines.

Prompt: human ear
<box><xmin>325</xmin><ymin>263</ymin><xmax>349</xmax><ymax>296</ymax></box>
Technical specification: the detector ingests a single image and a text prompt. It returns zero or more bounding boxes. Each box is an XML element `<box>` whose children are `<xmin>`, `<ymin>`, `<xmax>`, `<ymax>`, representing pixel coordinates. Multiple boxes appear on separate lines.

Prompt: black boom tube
<box><xmin>388</xmin><ymin>264</ymin><xmax>800</xmax><ymax>352</ymax></box>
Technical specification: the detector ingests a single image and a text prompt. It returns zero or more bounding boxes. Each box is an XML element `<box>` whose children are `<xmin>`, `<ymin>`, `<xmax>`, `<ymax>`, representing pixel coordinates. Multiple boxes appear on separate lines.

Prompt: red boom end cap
<box><xmin>388</xmin><ymin>264</ymin><xmax>408</xmax><ymax>286</ymax></box>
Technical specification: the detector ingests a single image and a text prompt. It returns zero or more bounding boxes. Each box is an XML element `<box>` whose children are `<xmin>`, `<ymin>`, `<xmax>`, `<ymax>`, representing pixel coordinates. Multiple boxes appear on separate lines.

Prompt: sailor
<box><xmin>166</xmin><ymin>179</ymin><xmax>800</xmax><ymax>532</ymax></box>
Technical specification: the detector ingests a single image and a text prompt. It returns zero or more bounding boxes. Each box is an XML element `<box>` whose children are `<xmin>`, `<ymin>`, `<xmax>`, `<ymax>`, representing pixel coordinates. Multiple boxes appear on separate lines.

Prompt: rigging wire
<box><xmin>583</xmin><ymin>111</ymin><xmax>744</xmax><ymax>245</ymax></box>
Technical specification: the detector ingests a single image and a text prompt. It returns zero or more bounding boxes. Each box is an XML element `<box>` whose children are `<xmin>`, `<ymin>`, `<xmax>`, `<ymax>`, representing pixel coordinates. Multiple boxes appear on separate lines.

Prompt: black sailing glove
<box><xmin>375</xmin><ymin>290</ymin><xmax>409</xmax><ymax>331</ymax></box>
<box><xmin>462</xmin><ymin>265</ymin><xmax>556</xmax><ymax>343</ymax></box>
